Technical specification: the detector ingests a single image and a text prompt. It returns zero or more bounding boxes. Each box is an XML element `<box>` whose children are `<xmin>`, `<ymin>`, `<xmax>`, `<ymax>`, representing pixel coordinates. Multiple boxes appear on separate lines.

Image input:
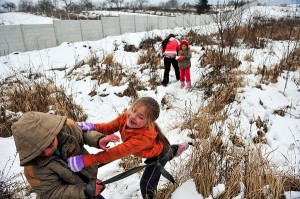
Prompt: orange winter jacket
<box><xmin>83</xmin><ymin>113</ymin><xmax>164</xmax><ymax>167</ymax></box>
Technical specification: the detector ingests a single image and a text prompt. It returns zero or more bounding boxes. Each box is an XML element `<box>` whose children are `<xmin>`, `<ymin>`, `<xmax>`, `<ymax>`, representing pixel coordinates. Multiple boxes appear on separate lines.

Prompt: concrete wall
<box><xmin>22</xmin><ymin>24</ymin><xmax>57</xmax><ymax>51</ymax></box>
<box><xmin>101</xmin><ymin>17</ymin><xmax>121</xmax><ymax>37</ymax></box>
<box><xmin>120</xmin><ymin>15</ymin><xmax>135</xmax><ymax>34</ymax></box>
<box><xmin>0</xmin><ymin>25</ymin><xmax>25</xmax><ymax>55</ymax></box>
<box><xmin>0</xmin><ymin>3</ymin><xmax>256</xmax><ymax>56</ymax></box>
<box><xmin>81</xmin><ymin>20</ymin><xmax>103</xmax><ymax>41</ymax></box>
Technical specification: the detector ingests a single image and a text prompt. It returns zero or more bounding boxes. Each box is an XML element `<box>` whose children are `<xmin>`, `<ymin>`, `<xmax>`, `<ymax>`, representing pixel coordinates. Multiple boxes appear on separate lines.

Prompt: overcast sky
<box><xmin>0</xmin><ymin>0</ymin><xmax>297</xmax><ymax>7</ymax></box>
<box><xmin>154</xmin><ymin>0</ymin><xmax>295</xmax><ymax>6</ymax></box>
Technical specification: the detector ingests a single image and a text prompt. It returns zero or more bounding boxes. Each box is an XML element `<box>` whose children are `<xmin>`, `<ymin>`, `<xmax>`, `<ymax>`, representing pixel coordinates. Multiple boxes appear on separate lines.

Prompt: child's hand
<box><xmin>99</xmin><ymin>134</ymin><xmax>120</xmax><ymax>151</ymax></box>
<box><xmin>176</xmin><ymin>56</ymin><xmax>184</xmax><ymax>61</ymax></box>
<box><xmin>85</xmin><ymin>179</ymin><xmax>105</xmax><ymax>197</ymax></box>
<box><xmin>67</xmin><ymin>155</ymin><xmax>84</xmax><ymax>172</ymax></box>
<box><xmin>76</xmin><ymin>122</ymin><xmax>94</xmax><ymax>131</ymax></box>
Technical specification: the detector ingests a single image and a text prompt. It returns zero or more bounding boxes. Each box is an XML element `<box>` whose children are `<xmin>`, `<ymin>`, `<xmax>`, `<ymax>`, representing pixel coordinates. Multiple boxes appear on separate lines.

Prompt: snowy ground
<box><xmin>0</xmin><ymin>5</ymin><xmax>299</xmax><ymax>199</ymax></box>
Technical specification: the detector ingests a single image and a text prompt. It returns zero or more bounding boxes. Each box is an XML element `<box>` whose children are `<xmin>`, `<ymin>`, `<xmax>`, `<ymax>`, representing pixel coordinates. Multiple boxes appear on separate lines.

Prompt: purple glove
<box><xmin>68</xmin><ymin>155</ymin><xmax>84</xmax><ymax>172</ymax></box>
<box><xmin>76</xmin><ymin>122</ymin><xmax>94</xmax><ymax>131</ymax></box>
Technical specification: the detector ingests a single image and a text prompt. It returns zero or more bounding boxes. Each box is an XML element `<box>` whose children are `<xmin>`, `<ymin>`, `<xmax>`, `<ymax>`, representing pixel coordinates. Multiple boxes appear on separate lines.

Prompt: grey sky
<box><xmin>150</xmin><ymin>0</ymin><xmax>294</xmax><ymax>6</ymax></box>
<box><xmin>0</xmin><ymin>0</ymin><xmax>296</xmax><ymax>7</ymax></box>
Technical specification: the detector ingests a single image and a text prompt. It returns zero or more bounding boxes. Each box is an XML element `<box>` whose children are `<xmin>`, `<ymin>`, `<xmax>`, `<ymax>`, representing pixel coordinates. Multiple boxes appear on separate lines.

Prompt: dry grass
<box><xmin>169</xmin><ymin>135</ymin><xmax>295</xmax><ymax>198</ymax></box>
<box><xmin>66</xmin><ymin>52</ymin><xmax>126</xmax><ymax>87</ymax></box>
<box><xmin>1</xmin><ymin>154</ymin><xmax>33</xmax><ymax>199</ymax></box>
<box><xmin>207</xmin><ymin>17</ymin><xmax>300</xmax><ymax>49</ymax></box>
<box><xmin>166</xmin><ymin>35</ymin><xmax>300</xmax><ymax>198</ymax></box>
<box><xmin>243</xmin><ymin>53</ymin><xmax>254</xmax><ymax>62</ymax></box>
<box><xmin>257</xmin><ymin>47</ymin><xmax>300</xmax><ymax>83</ymax></box>
<box><xmin>91</xmin><ymin>53</ymin><xmax>125</xmax><ymax>86</ymax></box>
<box><xmin>221</xmin><ymin>18</ymin><xmax>300</xmax><ymax>48</ymax></box>
<box><xmin>161</xmin><ymin>93</ymin><xmax>175</xmax><ymax>110</ymax></box>
<box><xmin>119</xmin><ymin>155</ymin><xmax>142</xmax><ymax>171</ymax></box>
<box><xmin>0</xmin><ymin>73</ymin><xmax>87</xmax><ymax>138</ymax></box>
<box><xmin>114</xmin><ymin>79</ymin><xmax>145</xmax><ymax>100</ymax></box>
<box><xmin>0</xmin><ymin>172</ymin><xmax>32</xmax><ymax>199</ymax></box>
<box><xmin>124</xmin><ymin>43</ymin><xmax>139</xmax><ymax>52</ymax></box>
<box><xmin>138</xmin><ymin>48</ymin><xmax>161</xmax><ymax>68</ymax></box>
<box><xmin>139</xmin><ymin>36</ymin><xmax>162</xmax><ymax>50</ymax></box>
<box><xmin>185</xmin><ymin>29</ymin><xmax>217</xmax><ymax>46</ymax></box>
<box><xmin>195</xmin><ymin>50</ymin><xmax>243</xmax><ymax>106</ymax></box>
<box><xmin>155</xmin><ymin>183</ymin><xmax>175</xmax><ymax>199</ymax></box>
<box><xmin>137</xmin><ymin>47</ymin><xmax>163</xmax><ymax>89</ymax></box>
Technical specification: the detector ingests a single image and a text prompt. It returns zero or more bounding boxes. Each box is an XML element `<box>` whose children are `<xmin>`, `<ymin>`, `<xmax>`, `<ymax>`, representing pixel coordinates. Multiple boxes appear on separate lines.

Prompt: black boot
<box><xmin>161</xmin><ymin>79</ymin><xmax>168</xmax><ymax>87</ymax></box>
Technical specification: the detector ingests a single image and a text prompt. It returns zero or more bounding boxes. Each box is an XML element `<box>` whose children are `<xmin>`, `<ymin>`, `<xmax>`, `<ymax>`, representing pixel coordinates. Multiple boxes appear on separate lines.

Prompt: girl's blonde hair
<box><xmin>130</xmin><ymin>97</ymin><xmax>170</xmax><ymax>146</ymax></box>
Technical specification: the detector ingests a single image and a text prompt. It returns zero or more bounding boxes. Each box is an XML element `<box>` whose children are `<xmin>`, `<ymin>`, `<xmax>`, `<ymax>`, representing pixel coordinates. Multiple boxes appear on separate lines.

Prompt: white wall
<box><xmin>0</xmin><ymin>3</ymin><xmax>256</xmax><ymax>56</ymax></box>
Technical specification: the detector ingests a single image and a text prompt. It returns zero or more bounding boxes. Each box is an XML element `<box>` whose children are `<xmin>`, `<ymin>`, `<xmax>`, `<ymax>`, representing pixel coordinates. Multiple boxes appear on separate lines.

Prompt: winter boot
<box><xmin>180</xmin><ymin>81</ymin><xmax>185</xmax><ymax>89</ymax></box>
<box><xmin>186</xmin><ymin>81</ymin><xmax>191</xmax><ymax>89</ymax></box>
<box><xmin>161</xmin><ymin>80</ymin><xmax>168</xmax><ymax>87</ymax></box>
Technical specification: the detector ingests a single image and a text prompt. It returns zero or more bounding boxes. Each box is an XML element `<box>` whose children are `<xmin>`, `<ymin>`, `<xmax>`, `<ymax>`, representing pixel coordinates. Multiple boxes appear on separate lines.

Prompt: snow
<box><xmin>0</xmin><ymin>12</ymin><xmax>54</xmax><ymax>25</ymax></box>
<box><xmin>0</xmin><ymin>4</ymin><xmax>300</xmax><ymax>199</ymax></box>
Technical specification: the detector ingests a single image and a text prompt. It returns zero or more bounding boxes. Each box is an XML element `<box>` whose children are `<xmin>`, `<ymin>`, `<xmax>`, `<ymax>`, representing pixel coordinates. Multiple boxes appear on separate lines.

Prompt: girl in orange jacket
<box><xmin>67</xmin><ymin>97</ymin><xmax>189</xmax><ymax>199</ymax></box>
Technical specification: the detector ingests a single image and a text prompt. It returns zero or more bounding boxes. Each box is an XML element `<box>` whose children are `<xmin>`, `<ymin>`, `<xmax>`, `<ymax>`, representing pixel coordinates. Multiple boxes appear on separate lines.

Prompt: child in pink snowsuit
<box><xmin>176</xmin><ymin>40</ymin><xmax>192</xmax><ymax>89</ymax></box>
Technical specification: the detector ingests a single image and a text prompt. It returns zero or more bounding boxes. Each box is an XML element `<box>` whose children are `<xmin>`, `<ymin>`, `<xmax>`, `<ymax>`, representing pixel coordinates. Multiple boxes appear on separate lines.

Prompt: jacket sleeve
<box><xmin>65</xmin><ymin>120</ymin><xmax>105</xmax><ymax>148</ymax></box>
<box><xmin>25</xmin><ymin>164</ymin><xmax>87</xmax><ymax>199</ymax></box>
<box><xmin>93</xmin><ymin>114</ymin><xmax>124</xmax><ymax>135</ymax></box>
<box><xmin>83</xmin><ymin>135</ymin><xmax>152</xmax><ymax>166</ymax></box>
<box><xmin>83</xmin><ymin>130</ymin><xmax>106</xmax><ymax>148</ymax></box>
<box><xmin>184</xmin><ymin>50</ymin><xmax>192</xmax><ymax>60</ymax></box>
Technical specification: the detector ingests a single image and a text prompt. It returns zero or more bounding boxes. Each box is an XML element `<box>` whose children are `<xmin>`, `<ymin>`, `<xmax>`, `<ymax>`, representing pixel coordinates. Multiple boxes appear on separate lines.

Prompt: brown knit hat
<box><xmin>12</xmin><ymin>112</ymin><xmax>66</xmax><ymax>166</ymax></box>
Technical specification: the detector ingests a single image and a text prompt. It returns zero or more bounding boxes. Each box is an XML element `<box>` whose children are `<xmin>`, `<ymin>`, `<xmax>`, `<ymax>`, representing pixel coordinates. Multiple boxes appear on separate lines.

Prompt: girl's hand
<box><xmin>99</xmin><ymin>134</ymin><xmax>120</xmax><ymax>151</ymax></box>
<box><xmin>176</xmin><ymin>56</ymin><xmax>184</xmax><ymax>61</ymax></box>
<box><xmin>85</xmin><ymin>179</ymin><xmax>105</xmax><ymax>197</ymax></box>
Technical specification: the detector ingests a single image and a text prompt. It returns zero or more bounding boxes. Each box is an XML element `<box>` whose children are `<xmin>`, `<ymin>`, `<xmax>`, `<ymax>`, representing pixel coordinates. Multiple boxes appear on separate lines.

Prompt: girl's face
<box><xmin>127</xmin><ymin>105</ymin><xmax>148</xmax><ymax>129</ymax></box>
<box><xmin>41</xmin><ymin>136</ymin><xmax>58</xmax><ymax>157</ymax></box>
<box><xmin>181</xmin><ymin>44</ymin><xmax>187</xmax><ymax>50</ymax></box>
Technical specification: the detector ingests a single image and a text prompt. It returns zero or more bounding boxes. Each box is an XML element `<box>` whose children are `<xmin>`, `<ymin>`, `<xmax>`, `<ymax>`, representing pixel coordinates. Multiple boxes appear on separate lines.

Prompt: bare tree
<box><xmin>80</xmin><ymin>0</ymin><xmax>94</xmax><ymax>10</ymax></box>
<box><xmin>61</xmin><ymin>0</ymin><xmax>71</xmax><ymax>11</ymax></box>
<box><xmin>37</xmin><ymin>0</ymin><xmax>54</xmax><ymax>12</ymax></box>
<box><xmin>51</xmin><ymin>0</ymin><xmax>59</xmax><ymax>9</ymax></box>
<box><xmin>98</xmin><ymin>1</ymin><xmax>108</xmax><ymax>9</ymax></box>
<box><xmin>69</xmin><ymin>2</ymin><xmax>81</xmax><ymax>12</ymax></box>
<box><xmin>106</xmin><ymin>0</ymin><xmax>124</xmax><ymax>8</ymax></box>
<box><xmin>18</xmin><ymin>0</ymin><xmax>34</xmax><ymax>12</ymax></box>
<box><xmin>166</xmin><ymin>0</ymin><xmax>178</xmax><ymax>8</ymax></box>
<box><xmin>135</xmin><ymin>0</ymin><xmax>148</xmax><ymax>9</ymax></box>
<box><xmin>1</xmin><ymin>2</ymin><xmax>16</xmax><ymax>12</ymax></box>
<box><xmin>228</xmin><ymin>0</ymin><xmax>247</xmax><ymax>9</ymax></box>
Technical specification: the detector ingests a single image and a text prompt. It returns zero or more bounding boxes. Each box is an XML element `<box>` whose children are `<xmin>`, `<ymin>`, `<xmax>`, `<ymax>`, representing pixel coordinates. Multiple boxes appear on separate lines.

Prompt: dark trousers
<box><xmin>140</xmin><ymin>145</ymin><xmax>177</xmax><ymax>199</ymax></box>
<box><xmin>162</xmin><ymin>57</ymin><xmax>180</xmax><ymax>84</ymax></box>
<box><xmin>93</xmin><ymin>195</ymin><xmax>105</xmax><ymax>199</ymax></box>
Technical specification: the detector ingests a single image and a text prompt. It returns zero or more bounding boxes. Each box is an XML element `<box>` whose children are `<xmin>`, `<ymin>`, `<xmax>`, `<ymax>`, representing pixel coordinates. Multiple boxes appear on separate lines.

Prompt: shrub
<box><xmin>0</xmin><ymin>73</ymin><xmax>87</xmax><ymax>137</ymax></box>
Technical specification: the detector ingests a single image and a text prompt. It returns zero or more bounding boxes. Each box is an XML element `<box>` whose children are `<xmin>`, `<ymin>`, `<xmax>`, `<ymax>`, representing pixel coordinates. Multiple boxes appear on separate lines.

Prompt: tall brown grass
<box><xmin>154</xmin><ymin>37</ymin><xmax>300</xmax><ymax>198</ymax></box>
<box><xmin>0</xmin><ymin>73</ymin><xmax>87</xmax><ymax>137</ymax></box>
<box><xmin>258</xmin><ymin>47</ymin><xmax>300</xmax><ymax>83</ymax></box>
